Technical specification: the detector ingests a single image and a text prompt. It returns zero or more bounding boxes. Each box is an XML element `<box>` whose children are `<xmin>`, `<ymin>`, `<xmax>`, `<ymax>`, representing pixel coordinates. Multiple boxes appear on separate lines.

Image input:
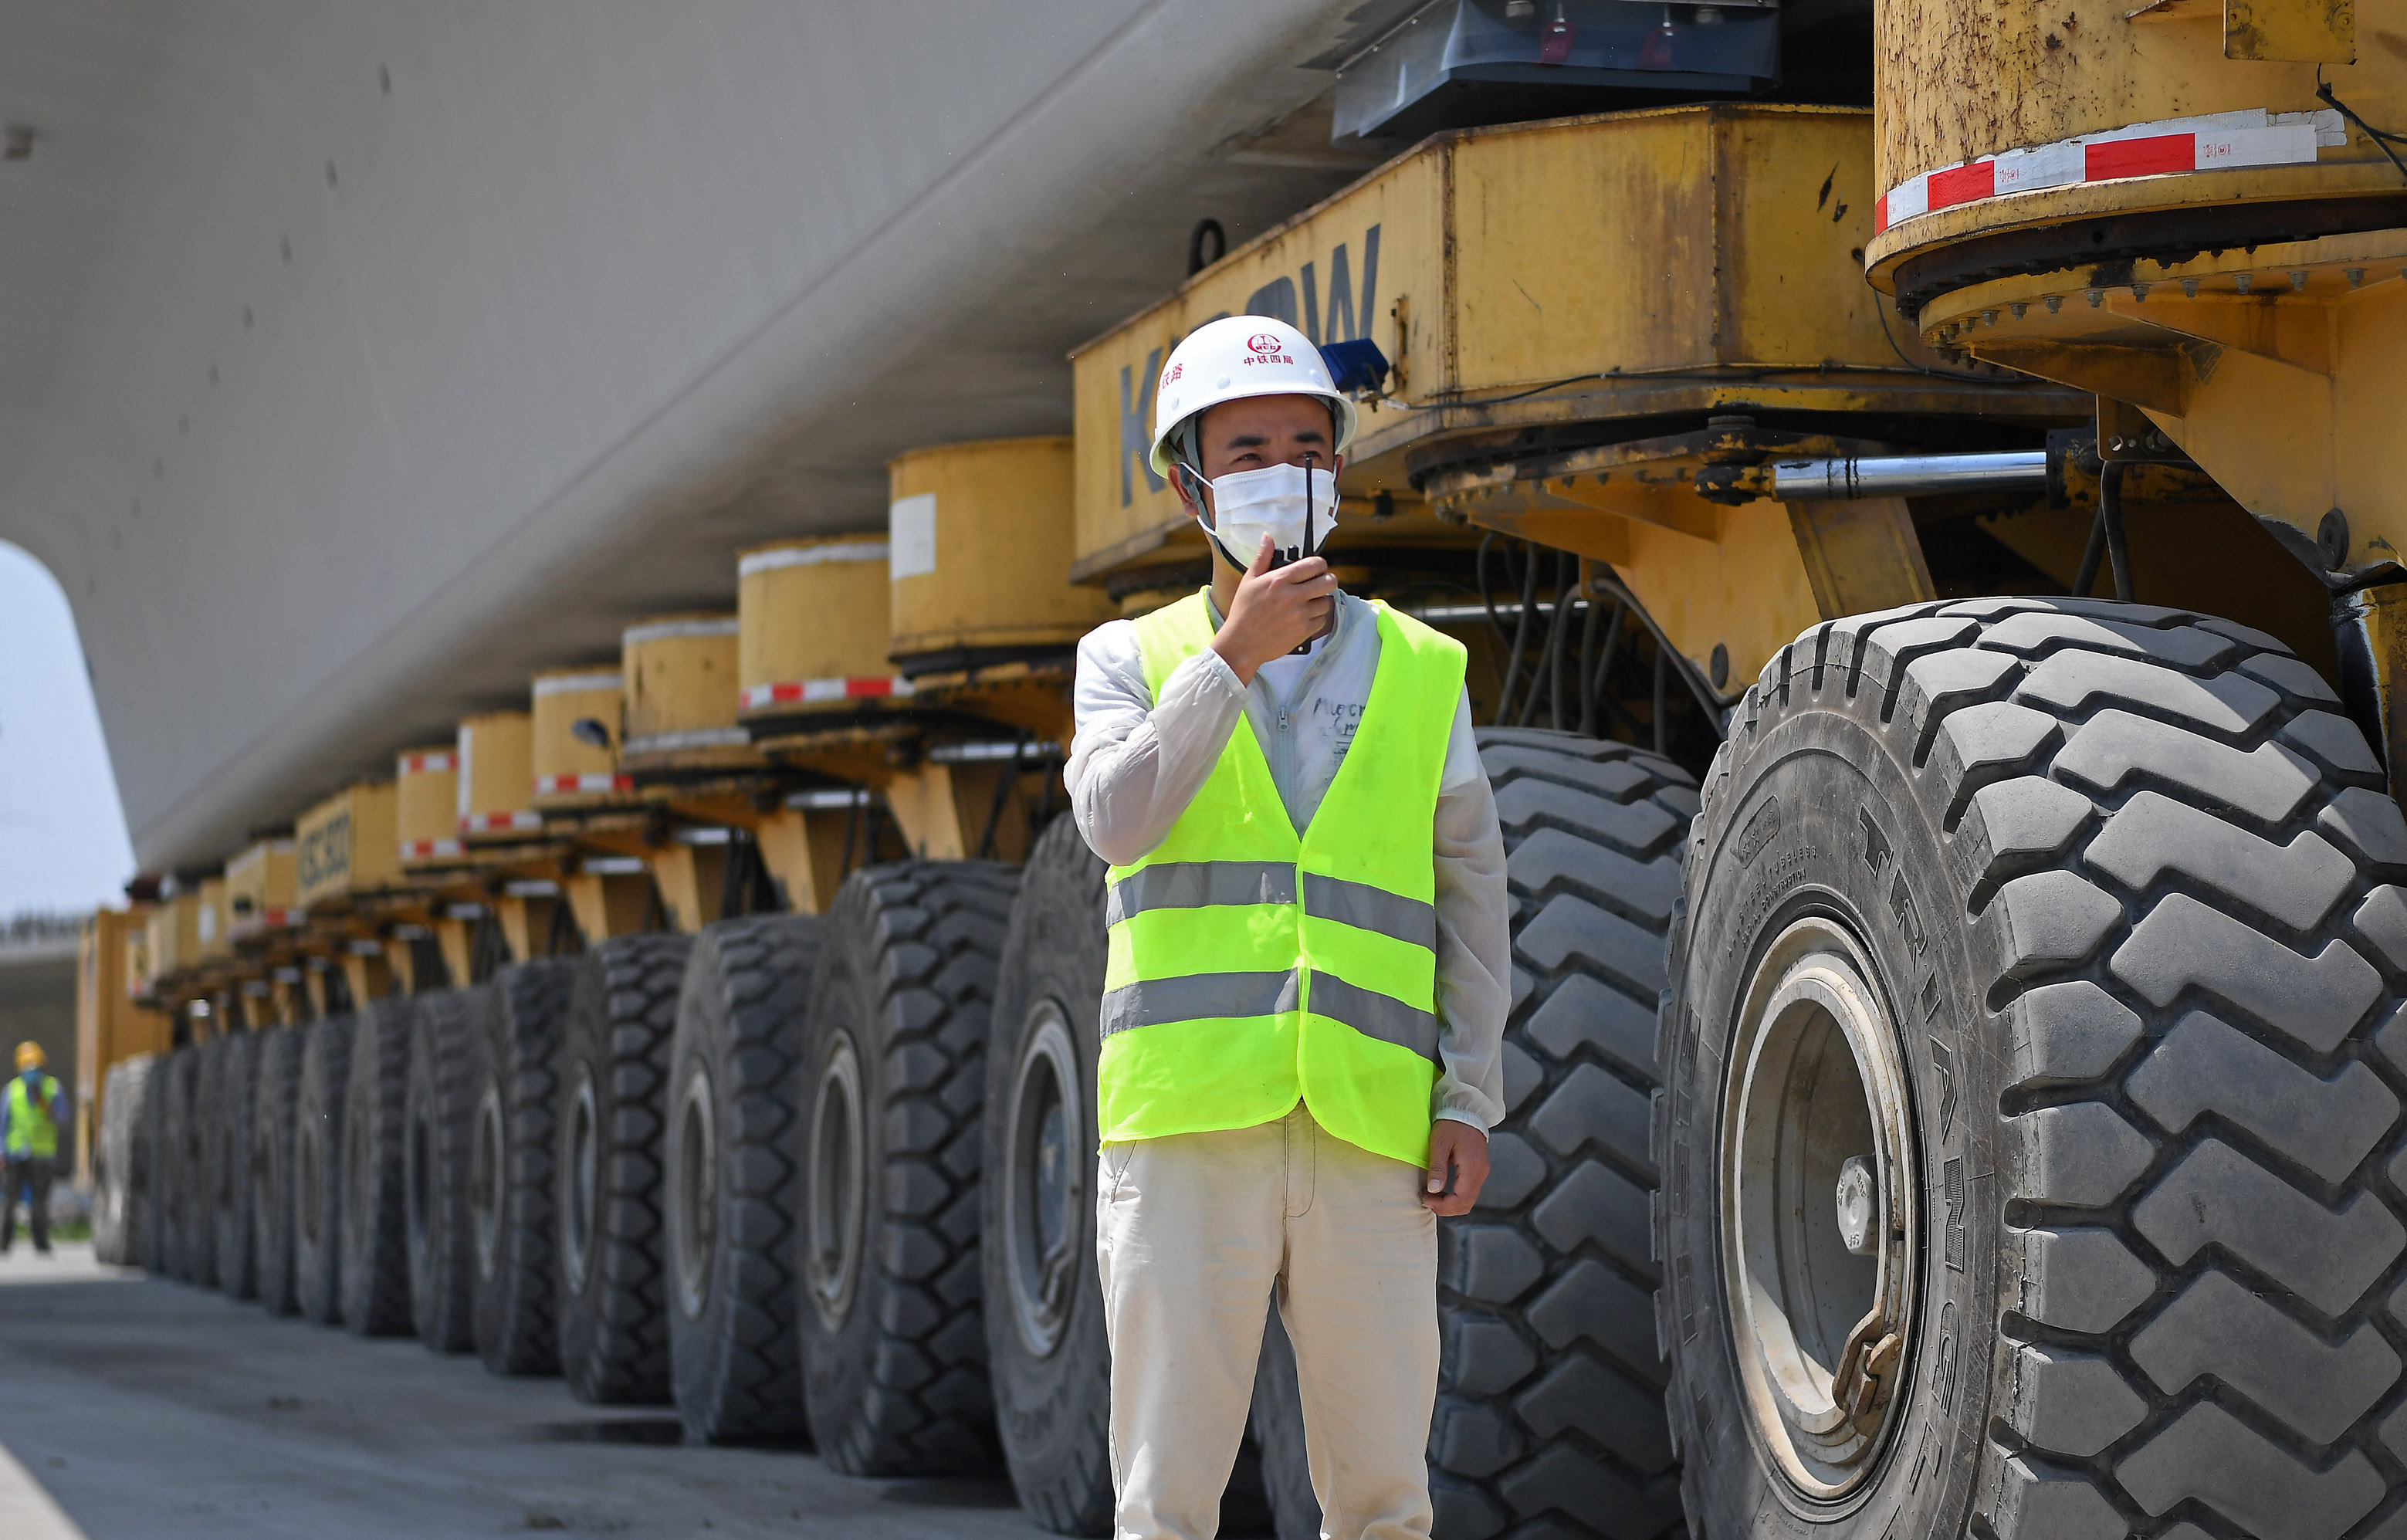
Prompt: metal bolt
<box><xmin>2086</xmin><ymin>288</ymin><xmax>2104</xmax><ymax>308</ymax></box>
<box><xmin>2044</xmin><ymin>294</ymin><xmax>2063</xmax><ymax>313</ymax></box>
<box><xmin>2182</xmin><ymin>278</ymin><xmax>2200</xmax><ymax>297</ymax></box>
<box><xmin>2290</xmin><ymin>270</ymin><xmax>2309</xmax><ymax>293</ymax></box>
<box><xmin>2009</xmin><ymin>301</ymin><xmax>2027</xmax><ymax>319</ymax></box>
<box><xmin>1938</xmin><ymin>323</ymin><xmax>1958</xmax><ymax>341</ymax></box>
<box><xmin>2133</xmin><ymin>283</ymin><xmax>2151</xmax><ymax>301</ymax></box>
<box><xmin>2109</xmin><ymin>435</ymin><xmax>2126</xmax><ymax>452</ymax></box>
<box><xmin>2236</xmin><ymin>273</ymin><xmax>2253</xmax><ymax>293</ymax></box>
<box><xmin>2348</xmin><ymin>268</ymin><xmax>2365</xmax><ymax>289</ymax></box>
<box><xmin>1982</xmin><ymin>310</ymin><xmax>1998</xmax><ymax>327</ymax></box>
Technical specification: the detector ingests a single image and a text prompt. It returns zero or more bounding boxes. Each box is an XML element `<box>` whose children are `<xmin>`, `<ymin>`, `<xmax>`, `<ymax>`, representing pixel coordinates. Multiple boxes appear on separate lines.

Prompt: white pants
<box><xmin>1097</xmin><ymin>1102</ymin><xmax>1440</xmax><ymax>1540</ymax></box>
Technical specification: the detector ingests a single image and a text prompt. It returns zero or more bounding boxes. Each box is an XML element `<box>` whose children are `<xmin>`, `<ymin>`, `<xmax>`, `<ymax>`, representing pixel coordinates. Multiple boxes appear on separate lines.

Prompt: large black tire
<box><xmin>405</xmin><ymin>989</ymin><xmax>479</xmax><ymax>1352</ymax></box>
<box><xmin>472</xmin><ymin>960</ymin><xmax>574</xmax><ymax>1376</ymax></box>
<box><xmin>667</xmin><ymin>914</ymin><xmax>822</xmax><ymax>1444</ymax></box>
<box><xmin>982</xmin><ymin>818</ymin><xmax>1112</xmax><ymax>1530</ymax></box>
<box><xmin>1661</xmin><ymin>597</ymin><xmax>2407</xmax><ymax>1540</ymax></box>
<box><xmin>184</xmin><ymin>1037</ymin><xmax>225</xmax><ymax>1288</ymax></box>
<box><xmin>251</xmin><ymin>1027</ymin><xmax>306</xmax><ymax>1314</ymax></box>
<box><xmin>799</xmin><ymin>860</ymin><xmax>1018</xmax><ymax>1474</ymax></box>
<box><xmin>93</xmin><ymin>1055</ymin><xmax>157</xmax><ymax>1265</ymax></box>
<box><xmin>208</xmin><ymin>1029</ymin><xmax>262</xmax><ymax>1298</ymax></box>
<box><xmin>159</xmin><ymin>1044</ymin><xmax>207</xmax><ymax>1283</ymax></box>
<box><xmin>340</xmin><ymin>996</ymin><xmax>415</xmax><ymax>1335</ymax></box>
<box><xmin>141</xmin><ymin>1044</ymin><xmax>182</xmax><ymax>1276</ymax></box>
<box><xmin>554</xmin><ymin>933</ymin><xmax>689</xmax><ymax>1404</ymax></box>
<box><xmin>1426</xmin><ymin>728</ymin><xmax>1698</xmax><ymax>1540</ymax></box>
<box><xmin>293</xmin><ymin>1014</ymin><xmax>356</xmax><ymax>1324</ymax></box>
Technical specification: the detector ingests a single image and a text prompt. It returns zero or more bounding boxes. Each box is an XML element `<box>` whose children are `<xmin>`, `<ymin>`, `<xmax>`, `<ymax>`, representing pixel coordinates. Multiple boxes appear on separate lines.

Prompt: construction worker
<box><xmin>1067</xmin><ymin>314</ymin><xmax>1508</xmax><ymax>1540</ymax></box>
<box><xmin>2</xmin><ymin>1041</ymin><xmax>69</xmax><ymax>1255</ymax></box>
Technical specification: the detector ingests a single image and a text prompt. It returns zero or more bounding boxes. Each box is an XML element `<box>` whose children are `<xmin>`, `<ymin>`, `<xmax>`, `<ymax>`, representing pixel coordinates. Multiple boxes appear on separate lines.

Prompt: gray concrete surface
<box><xmin>0</xmin><ymin>1243</ymin><xmax>1043</xmax><ymax>1539</ymax></box>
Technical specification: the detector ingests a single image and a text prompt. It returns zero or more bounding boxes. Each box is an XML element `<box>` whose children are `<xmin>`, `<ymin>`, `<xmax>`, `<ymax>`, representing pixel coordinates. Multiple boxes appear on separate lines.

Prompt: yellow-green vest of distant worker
<box><xmin>1098</xmin><ymin>590</ymin><xmax>1465</xmax><ymax>1167</ymax></box>
<box><xmin>5</xmin><ymin>1073</ymin><xmax>61</xmax><ymax>1160</ymax></box>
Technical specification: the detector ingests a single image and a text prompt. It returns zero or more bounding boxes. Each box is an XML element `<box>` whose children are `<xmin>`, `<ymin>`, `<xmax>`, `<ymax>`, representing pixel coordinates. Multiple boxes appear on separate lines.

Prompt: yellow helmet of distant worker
<box><xmin>14</xmin><ymin>1041</ymin><xmax>42</xmax><ymax>1071</ymax></box>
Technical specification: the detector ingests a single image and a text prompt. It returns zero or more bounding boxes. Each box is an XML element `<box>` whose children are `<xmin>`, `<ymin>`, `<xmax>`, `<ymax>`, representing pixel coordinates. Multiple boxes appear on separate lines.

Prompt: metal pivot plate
<box><xmin>669</xmin><ymin>1064</ymin><xmax>716</xmax><ymax>1319</ymax></box>
<box><xmin>1720</xmin><ymin>917</ymin><xmax>1921</xmax><ymax>1500</ymax></box>
<box><xmin>1003</xmin><ymin>1001</ymin><xmax>1085</xmax><ymax>1359</ymax></box>
<box><xmin>804</xmin><ymin>1033</ymin><xmax>866</xmax><ymax>1332</ymax></box>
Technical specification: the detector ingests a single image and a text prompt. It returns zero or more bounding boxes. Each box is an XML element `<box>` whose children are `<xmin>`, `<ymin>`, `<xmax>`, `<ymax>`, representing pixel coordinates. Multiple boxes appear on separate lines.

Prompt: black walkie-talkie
<box><xmin>1288</xmin><ymin>454</ymin><xmax>1319</xmax><ymax>655</ymax></box>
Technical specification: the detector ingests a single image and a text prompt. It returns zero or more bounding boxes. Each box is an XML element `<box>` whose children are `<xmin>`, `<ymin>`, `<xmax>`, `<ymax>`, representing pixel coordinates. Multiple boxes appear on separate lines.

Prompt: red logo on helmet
<box><xmin>1246</xmin><ymin>333</ymin><xmax>1285</xmax><ymax>356</ymax></box>
<box><xmin>1161</xmin><ymin>362</ymin><xmax>1183</xmax><ymax>385</ymax></box>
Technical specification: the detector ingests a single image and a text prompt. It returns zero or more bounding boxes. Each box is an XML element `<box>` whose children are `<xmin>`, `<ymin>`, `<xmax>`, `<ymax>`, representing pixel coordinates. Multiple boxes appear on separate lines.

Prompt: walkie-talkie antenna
<box><xmin>1301</xmin><ymin>452</ymin><xmax>1316</xmax><ymax>561</ymax></box>
<box><xmin>1293</xmin><ymin>453</ymin><xmax>1320</xmax><ymax>655</ymax></box>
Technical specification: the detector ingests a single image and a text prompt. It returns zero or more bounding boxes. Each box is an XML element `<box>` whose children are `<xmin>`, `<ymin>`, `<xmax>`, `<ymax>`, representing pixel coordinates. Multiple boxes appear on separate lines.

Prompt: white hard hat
<box><xmin>1147</xmin><ymin>315</ymin><xmax>1359</xmax><ymax>479</ymax></box>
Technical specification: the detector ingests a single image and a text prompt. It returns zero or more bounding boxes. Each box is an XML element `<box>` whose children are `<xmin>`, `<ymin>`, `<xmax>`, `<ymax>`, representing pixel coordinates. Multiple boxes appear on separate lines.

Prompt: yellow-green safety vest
<box><xmin>1099</xmin><ymin>590</ymin><xmax>1466</xmax><ymax>1167</ymax></box>
<box><xmin>5</xmin><ymin>1073</ymin><xmax>60</xmax><ymax>1160</ymax></box>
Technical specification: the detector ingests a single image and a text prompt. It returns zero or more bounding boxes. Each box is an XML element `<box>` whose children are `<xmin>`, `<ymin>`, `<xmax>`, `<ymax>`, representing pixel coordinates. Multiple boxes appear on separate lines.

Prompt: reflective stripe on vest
<box><xmin>1095</xmin><ymin>591</ymin><xmax>1464</xmax><ymax>1166</ymax></box>
<box><xmin>5</xmin><ymin>1075</ymin><xmax>59</xmax><ymax>1160</ymax></box>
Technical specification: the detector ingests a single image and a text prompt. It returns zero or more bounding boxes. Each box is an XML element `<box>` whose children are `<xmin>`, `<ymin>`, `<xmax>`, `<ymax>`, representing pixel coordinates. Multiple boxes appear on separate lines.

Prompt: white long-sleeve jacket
<box><xmin>1065</xmin><ymin>589</ymin><xmax>1510</xmax><ymax>1132</ymax></box>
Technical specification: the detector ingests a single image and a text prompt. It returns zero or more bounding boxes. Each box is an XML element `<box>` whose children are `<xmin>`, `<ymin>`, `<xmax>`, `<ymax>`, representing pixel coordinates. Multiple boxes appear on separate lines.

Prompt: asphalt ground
<box><xmin>0</xmin><ymin>1242</ymin><xmax>1044</xmax><ymax>1539</ymax></box>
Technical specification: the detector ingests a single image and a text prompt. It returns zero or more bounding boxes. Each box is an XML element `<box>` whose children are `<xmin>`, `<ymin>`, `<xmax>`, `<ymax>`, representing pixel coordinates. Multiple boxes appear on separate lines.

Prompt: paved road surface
<box><xmin>0</xmin><ymin>1244</ymin><xmax>1042</xmax><ymax>1539</ymax></box>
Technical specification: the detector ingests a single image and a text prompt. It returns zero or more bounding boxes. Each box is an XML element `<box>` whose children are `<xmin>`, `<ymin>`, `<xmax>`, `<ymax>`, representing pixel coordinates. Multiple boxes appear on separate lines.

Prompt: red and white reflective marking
<box><xmin>399</xmin><ymin>838</ymin><xmax>465</xmax><ymax>861</ymax></box>
<box><xmin>459</xmin><ymin>811</ymin><xmax>543</xmax><ymax>834</ymax></box>
<box><xmin>739</xmin><ymin>677</ymin><xmax>916</xmax><ymax>711</ymax></box>
<box><xmin>534</xmin><ymin>773</ymin><xmax>633</xmax><ymax>795</ymax></box>
<box><xmin>1876</xmin><ymin>108</ymin><xmax>2342</xmax><ymax>234</ymax></box>
<box><xmin>398</xmin><ymin>750</ymin><xmax>456</xmax><ymax>776</ymax></box>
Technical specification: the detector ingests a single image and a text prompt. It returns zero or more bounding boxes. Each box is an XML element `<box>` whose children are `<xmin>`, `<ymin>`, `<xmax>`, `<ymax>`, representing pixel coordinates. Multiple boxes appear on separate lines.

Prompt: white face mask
<box><xmin>1200</xmin><ymin>462</ymin><xmax>1339</xmax><ymax>569</ymax></box>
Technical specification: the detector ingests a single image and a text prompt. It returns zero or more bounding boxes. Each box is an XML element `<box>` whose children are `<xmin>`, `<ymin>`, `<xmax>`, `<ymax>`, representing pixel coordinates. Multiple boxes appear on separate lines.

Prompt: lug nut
<box><xmin>2290</xmin><ymin>270</ymin><xmax>2309</xmax><ymax>293</ymax></box>
<box><xmin>2043</xmin><ymin>294</ymin><xmax>2063</xmax><ymax>313</ymax></box>
<box><xmin>2086</xmin><ymin>287</ymin><xmax>2104</xmax><ymax>307</ymax></box>
<box><xmin>2009</xmin><ymin>301</ymin><xmax>2027</xmax><ymax>319</ymax></box>
<box><xmin>2182</xmin><ymin>278</ymin><xmax>2200</xmax><ymax>297</ymax></box>
<box><xmin>1981</xmin><ymin>310</ymin><xmax>1998</xmax><ymax>326</ymax></box>
<box><xmin>2236</xmin><ymin>273</ymin><xmax>2253</xmax><ymax>293</ymax></box>
<box><xmin>2348</xmin><ymin>268</ymin><xmax>2365</xmax><ymax>289</ymax></box>
<box><xmin>2131</xmin><ymin>283</ymin><xmax>2149</xmax><ymax>301</ymax></box>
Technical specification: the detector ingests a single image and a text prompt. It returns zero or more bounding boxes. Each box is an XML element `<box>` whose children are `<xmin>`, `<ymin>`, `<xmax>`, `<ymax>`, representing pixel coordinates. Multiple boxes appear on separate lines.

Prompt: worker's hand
<box><xmin>1422</xmin><ymin>1120</ymin><xmax>1489</xmax><ymax>1217</ymax></box>
<box><xmin>1210</xmin><ymin>535</ymin><xmax>1336</xmax><ymax>684</ymax></box>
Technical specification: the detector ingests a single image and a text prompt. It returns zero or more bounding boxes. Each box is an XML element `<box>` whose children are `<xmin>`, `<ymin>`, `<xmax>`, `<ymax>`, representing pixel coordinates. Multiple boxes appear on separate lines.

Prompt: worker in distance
<box><xmin>1067</xmin><ymin>313</ymin><xmax>1508</xmax><ymax>1540</ymax></box>
<box><xmin>2</xmin><ymin>1041</ymin><xmax>70</xmax><ymax>1255</ymax></box>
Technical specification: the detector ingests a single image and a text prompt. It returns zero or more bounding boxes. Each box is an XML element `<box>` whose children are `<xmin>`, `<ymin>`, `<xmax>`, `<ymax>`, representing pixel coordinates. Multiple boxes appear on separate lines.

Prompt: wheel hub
<box><xmin>1004</xmin><ymin>1002</ymin><xmax>1082</xmax><ymax>1357</ymax></box>
<box><xmin>560</xmin><ymin>1071</ymin><xmax>599</xmax><ymax>1295</ymax></box>
<box><xmin>670</xmin><ymin>1068</ymin><xmax>716</xmax><ymax>1318</ymax></box>
<box><xmin>471</xmin><ymin>1085</ymin><xmax>505</xmax><ymax>1279</ymax></box>
<box><xmin>804</xmin><ymin>1034</ymin><xmax>866</xmax><ymax>1331</ymax></box>
<box><xmin>1720</xmin><ymin>917</ymin><xmax>1920</xmax><ymax>1499</ymax></box>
